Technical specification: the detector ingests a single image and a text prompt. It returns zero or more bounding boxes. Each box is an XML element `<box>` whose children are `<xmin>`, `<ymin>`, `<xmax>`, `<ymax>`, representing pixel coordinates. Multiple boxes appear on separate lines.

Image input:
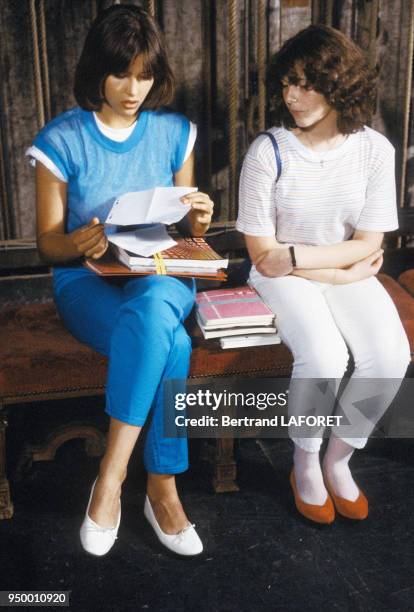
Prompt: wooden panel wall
<box><xmin>0</xmin><ymin>0</ymin><xmax>413</xmax><ymax>238</ymax></box>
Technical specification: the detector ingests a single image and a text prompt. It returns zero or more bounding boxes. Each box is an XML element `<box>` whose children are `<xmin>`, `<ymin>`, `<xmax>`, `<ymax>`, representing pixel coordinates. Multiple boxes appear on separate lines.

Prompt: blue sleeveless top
<box><xmin>32</xmin><ymin>107</ymin><xmax>191</xmax><ymax>294</ymax></box>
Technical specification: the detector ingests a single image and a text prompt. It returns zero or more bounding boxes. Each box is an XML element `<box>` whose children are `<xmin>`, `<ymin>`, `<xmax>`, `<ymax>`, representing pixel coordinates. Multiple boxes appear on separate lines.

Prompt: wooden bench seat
<box><xmin>1</xmin><ymin>272</ymin><xmax>414</xmax><ymax>519</ymax></box>
<box><xmin>0</xmin><ymin>303</ymin><xmax>293</xmax><ymax>405</ymax></box>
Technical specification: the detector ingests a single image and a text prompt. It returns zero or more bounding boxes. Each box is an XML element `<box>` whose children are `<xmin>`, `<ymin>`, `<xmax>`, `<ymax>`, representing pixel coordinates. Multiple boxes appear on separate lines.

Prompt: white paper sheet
<box><xmin>107</xmin><ymin>224</ymin><xmax>177</xmax><ymax>257</ymax></box>
<box><xmin>105</xmin><ymin>186</ymin><xmax>196</xmax><ymax>226</ymax></box>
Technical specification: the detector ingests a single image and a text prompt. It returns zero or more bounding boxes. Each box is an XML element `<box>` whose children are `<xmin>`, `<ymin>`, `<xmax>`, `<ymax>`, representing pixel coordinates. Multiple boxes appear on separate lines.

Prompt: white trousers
<box><xmin>249</xmin><ymin>269</ymin><xmax>411</xmax><ymax>452</ymax></box>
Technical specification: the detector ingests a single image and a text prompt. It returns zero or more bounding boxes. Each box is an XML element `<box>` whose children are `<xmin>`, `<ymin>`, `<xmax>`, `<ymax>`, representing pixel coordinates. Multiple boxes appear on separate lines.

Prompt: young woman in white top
<box><xmin>236</xmin><ymin>25</ymin><xmax>411</xmax><ymax>523</ymax></box>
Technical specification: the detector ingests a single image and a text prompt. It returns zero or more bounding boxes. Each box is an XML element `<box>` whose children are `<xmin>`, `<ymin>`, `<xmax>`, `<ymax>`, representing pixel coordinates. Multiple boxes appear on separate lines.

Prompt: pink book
<box><xmin>196</xmin><ymin>286</ymin><xmax>275</xmax><ymax>329</ymax></box>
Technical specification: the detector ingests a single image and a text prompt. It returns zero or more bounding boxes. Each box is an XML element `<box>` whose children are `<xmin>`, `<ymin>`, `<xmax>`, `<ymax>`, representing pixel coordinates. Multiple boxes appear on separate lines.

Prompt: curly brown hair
<box><xmin>266</xmin><ymin>25</ymin><xmax>377</xmax><ymax>134</ymax></box>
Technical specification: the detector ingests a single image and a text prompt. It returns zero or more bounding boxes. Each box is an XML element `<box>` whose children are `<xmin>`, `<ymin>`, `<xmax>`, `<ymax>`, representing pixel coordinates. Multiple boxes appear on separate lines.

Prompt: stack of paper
<box><xmin>196</xmin><ymin>286</ymin><xmax>281</xmax><ymax>349</ymax></box>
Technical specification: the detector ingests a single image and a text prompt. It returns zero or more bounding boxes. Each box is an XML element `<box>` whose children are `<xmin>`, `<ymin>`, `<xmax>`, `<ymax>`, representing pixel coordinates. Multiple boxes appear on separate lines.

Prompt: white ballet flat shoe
<box><xmin>144</xmin><ymin>496</ymin><xmax>203</xmax><ymax>556</ymax></box>
<box><xmin>79</xmin><ymin>478</ymin><xmax>121</xmax><ymax>556</ymax></box>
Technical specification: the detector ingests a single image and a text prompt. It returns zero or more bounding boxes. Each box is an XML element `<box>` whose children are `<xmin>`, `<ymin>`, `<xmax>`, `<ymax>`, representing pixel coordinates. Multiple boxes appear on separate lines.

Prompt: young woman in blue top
<box><xmin>29</xmin><ymin>5</ymin><xmax>213</xmax><ymax>556</ymax></box>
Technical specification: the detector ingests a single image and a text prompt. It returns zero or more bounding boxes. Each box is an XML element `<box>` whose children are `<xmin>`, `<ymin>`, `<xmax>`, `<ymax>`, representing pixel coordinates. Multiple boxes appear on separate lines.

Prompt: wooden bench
<box><xmin>1</xmin><ymin>235</ymin><xmax>414</xmax><ymax>520</ymax></box>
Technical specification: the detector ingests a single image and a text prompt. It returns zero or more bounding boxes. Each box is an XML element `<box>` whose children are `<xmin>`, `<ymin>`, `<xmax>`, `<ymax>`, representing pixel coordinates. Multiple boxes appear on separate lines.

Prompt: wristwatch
<box><xmin>288</xmin><ymin>245</ymin><xmax>296</xmax><ymax>268</ymax></box>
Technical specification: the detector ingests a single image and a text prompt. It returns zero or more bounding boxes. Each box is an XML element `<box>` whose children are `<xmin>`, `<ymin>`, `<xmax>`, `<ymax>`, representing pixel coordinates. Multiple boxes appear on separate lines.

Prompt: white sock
<box><xmin>293</xmin><ymin>444</ymin><xmax>327</xmax><ymax>505</ymax></box>
<box><xmin>322</xmin><ymin>436</ymin><xmax>359</xmax><ymax>501</ymax></box>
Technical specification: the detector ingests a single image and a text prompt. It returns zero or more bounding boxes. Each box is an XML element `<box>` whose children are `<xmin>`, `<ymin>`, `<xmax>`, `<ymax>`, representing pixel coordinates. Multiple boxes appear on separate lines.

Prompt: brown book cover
<box><xmin>114</xmin><ymin>236</ymin><xmax>228</xmax><ymax>269</ymax></box>
<box><xmin>158</xmin><ymin>237</ymin><xmax>226</xmax><ymax>261</ymax></box>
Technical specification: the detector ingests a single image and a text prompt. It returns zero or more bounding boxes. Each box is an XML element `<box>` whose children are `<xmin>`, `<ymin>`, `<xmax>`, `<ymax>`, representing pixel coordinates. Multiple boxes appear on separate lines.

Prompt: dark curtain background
<box><xmin>0</xmin><ymin>0</ymin><xmax>413</xmax><ymax>239</ymax></box>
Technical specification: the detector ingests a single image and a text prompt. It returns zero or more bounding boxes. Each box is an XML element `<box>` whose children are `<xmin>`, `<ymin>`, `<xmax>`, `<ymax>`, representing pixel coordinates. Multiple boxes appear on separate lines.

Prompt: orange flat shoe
<box><xmin>325</xmin><ymin>480</ymin><xmax>368</xmax><ymax>520</ymax></box>
<box><xmin>290</xmin><ymin>469</ymin><xmax>335</xmax><ymax>524</ymax></box>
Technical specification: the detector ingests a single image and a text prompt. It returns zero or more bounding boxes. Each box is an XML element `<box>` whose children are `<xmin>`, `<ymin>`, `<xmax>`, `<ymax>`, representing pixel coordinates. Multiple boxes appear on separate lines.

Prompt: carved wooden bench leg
<box><xmin>0</xmin><ymin>407</ymin><xmax>14</xmax><ymax>519</ymax></box>
<box><xmin>14</xmin><ymin>422</ymin><xmax>106</xmax><ymax>480</ymax></box>
<box><xmin>212</xmin><ymin>438</ymin><xmax>239</xmax><ymax>493</ymax></box>
<box><xmin>30</xmin><ymin>422</ymin><xmax>106</xmax><ymax>462</ymax></box>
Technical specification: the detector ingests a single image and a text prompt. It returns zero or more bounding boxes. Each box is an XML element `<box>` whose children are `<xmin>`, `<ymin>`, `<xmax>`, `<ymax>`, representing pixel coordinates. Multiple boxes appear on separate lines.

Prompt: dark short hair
<box><xmin>74</xmin><ymin>4</ymin><xmax>174</xmax><ymax>111</ymax></box>
<box><xmin>267</xmin><ymin>25</ymin><xmax>377</xmax><ymax>134</ymax></box>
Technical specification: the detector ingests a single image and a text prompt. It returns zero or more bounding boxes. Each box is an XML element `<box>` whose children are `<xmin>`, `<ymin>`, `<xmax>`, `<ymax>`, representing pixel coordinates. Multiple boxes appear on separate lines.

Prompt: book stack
<box><xmin>196</xmin><ymin>286</ymin><xmax>281</xmax><ymax>349</ymax></box>
<box><xmin>85</xmin><ymin>237</ymin><xmax>228</xmax><ymax>281</ymax></box>
<box><xmin>112</xmin><ymin>237</ymin><xmax>228</xmax><ymax>277</ymax></box>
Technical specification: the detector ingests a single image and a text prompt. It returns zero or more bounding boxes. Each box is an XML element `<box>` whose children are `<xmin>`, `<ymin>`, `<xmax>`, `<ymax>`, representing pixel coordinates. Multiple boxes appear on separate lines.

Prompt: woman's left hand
<box><xmin>181</xmin><ymin>191</ymin><xmax>214</xmax><ymax>235</ymax></box>
<box><xmin>343</xmin><ymin>249</ymin><xmax>384</xmax><ymax>283</ymax></box>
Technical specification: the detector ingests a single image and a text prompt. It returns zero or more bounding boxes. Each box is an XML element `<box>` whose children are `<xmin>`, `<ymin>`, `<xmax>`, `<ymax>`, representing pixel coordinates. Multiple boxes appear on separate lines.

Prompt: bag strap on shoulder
<box><xmin>257</xmin><ymin>131</ymin><xmax>282</xmax><ymax>181</ymax></box>
<box><xmin>234</xmin><ymin>131</ymin><xmax>282</xmax><ymax>285</ymax></box>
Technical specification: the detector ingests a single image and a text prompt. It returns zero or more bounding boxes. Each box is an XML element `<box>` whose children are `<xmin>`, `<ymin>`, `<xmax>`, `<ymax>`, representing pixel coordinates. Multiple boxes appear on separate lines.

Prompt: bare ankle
<box><xmin>147</xmin><ymin>474</ymin><xmax>179</xmax><ymax>502</ymax></box>
<box><xmin>98</xmin><ymin>464</ymin><xmax>127</xmax><ymax>489</ymax></box>
<box><xmin>147</xmin><ymin>487</ymin><xmax>180</xmax><ymax>505</ymax></box>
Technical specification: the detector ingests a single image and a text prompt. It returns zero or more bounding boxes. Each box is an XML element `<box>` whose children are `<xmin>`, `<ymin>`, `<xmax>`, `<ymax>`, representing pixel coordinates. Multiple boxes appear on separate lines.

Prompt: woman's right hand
<box><xmin>342</xmin><ymin>249</ymin><xmax>384</xmax><ymax>283</ymax></box>
<box><xmin>68</xmin><ymin>217</ymin><xmax>109</xmax><ymax>259</ymax></box>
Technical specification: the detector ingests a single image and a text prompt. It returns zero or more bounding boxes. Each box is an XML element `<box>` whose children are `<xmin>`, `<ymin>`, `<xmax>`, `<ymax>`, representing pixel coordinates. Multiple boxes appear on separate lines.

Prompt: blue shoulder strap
<box><xmin>235</xmin><ymin>131</ymin><xmax>281</xmax><ymax>284</ymax></box>
<box><xmin>257</xmin><ymin>131</ymin><xmax>282</xmax><ymax>180</ymax></box>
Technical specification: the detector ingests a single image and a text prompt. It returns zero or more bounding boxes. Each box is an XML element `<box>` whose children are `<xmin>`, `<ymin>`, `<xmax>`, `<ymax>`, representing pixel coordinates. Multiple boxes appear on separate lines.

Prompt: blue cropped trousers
<box><xmin>54</xmin><ymin>273</ymin><xmax>196</xmax><ymax>474</ymax></box>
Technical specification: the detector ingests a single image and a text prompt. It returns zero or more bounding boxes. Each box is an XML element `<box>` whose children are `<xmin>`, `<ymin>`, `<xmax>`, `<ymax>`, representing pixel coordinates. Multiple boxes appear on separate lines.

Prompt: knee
<box><xmin>355</xmin><ymin>336</ymin><xmax>411</xmax><ymax>378</ymax></box>
<box><xmin>123</xmin><ymin>279</ymin><xmax>193</xmax><ymax>325</ymax></box>
<box><xmin>171</xmin><ymin>327</ymin><xmax>192</xmax><ymax>358</ymax></box>
<box><xmin>120</xmin><ymin>292</ymin><xmax>178</xmax><ymax>328</ymax></box>
<box><xmin>294</xmin><ymin>341</ymin><xmax>349</xmax><ymax>378</ymax></box>
<box><xmin>111</xmin><ymin>298</ymin><xmax>177</xmax><ymax>354</ymax></box>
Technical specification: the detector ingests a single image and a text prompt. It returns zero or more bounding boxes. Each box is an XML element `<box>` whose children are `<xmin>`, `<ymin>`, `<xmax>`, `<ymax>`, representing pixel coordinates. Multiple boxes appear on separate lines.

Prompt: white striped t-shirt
<box><xmin>236</xmin><ymin>126</ymin><xmax>398</xmax><ymax>245</ymax></box>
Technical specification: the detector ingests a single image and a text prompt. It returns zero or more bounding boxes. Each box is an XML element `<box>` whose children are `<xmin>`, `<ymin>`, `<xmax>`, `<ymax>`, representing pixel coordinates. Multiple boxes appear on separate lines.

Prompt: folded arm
<box><xmin>291</xmin><ymin>250</ymin><xmax>384</xmax><ymax>284</ymax></box>
<box><xmin>291</xmin><ymin>229</ymin><xmax>384</xmax><ymax>283</ymax></box>
<box><xmin>294</xmin><ymin>230</ymin><xmax>383</xmax><ymax>269</ymax></box>
<box><xmin>244</xmin><ymin>230</ymin><xmax>384</xmax><ymax>283</ymax></box>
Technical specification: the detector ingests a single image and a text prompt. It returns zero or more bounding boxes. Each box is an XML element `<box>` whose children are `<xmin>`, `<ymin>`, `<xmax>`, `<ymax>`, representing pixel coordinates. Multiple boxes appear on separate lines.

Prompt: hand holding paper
<box><xmin>105</xmin><ymin>186</ymin><xmax>197</xmax><ymax>226</ymax></box>
<box><xmin>181</xmin><ymin>191</ymin><xmax>214</xmax><ymax>227</ymax></box>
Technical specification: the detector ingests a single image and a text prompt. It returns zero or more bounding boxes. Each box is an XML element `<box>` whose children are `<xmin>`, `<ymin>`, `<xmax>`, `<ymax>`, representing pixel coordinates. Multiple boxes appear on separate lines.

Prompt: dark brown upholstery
<box><xmin>1</xmin><ymin>273</ymin><xmax>413</xmax><ymax>405</ymax></box>
<box><xmin>398</xmin><ymin>269</ymin><xmax>414</xmax><ymax>297</ymax></box>
<box><xmin>378</xmin><ymin>273</ymin><xmax>414</xmax><ymax>354</ymax></box>
<box><xmin>0</xmin><ymin>303</ymin><xmax>293</xmax><ymax>405</ymax></box>
<box><xmin>0</xmin><ymin>303</ymin><xmax>107</xmax><ymax>402</ymax></box>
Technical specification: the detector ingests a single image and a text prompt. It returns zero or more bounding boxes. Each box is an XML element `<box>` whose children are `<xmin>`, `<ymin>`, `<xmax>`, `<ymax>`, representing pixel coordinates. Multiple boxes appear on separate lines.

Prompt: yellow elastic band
<box><xmin>154</xmin><ymin>252</ymin><xmax>167</xmax><ymax>275</ymax></box>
